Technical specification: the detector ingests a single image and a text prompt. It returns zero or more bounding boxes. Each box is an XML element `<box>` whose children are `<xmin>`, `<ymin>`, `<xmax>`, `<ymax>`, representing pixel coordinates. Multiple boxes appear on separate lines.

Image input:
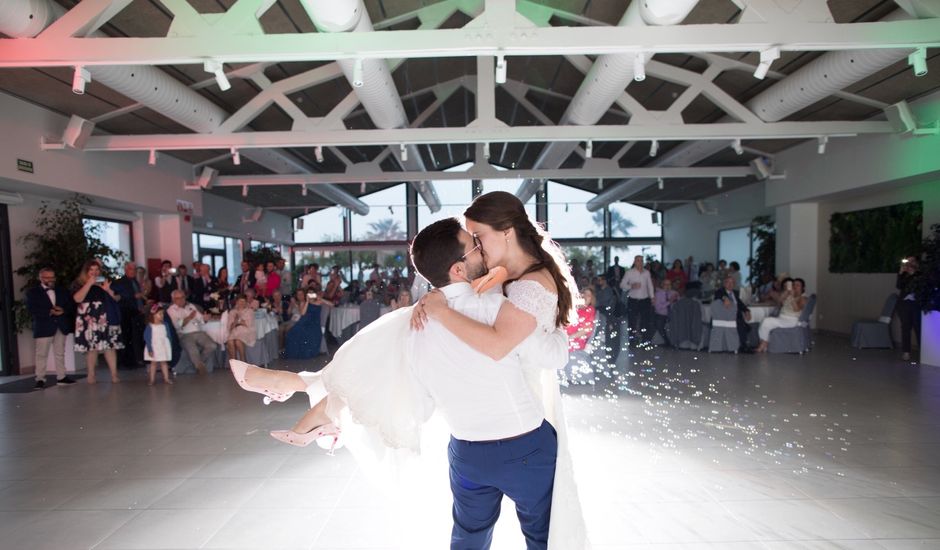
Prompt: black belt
<box><xmin>457</xmin><ymin>423</ymin><xmax>543</xmax><ymax>445</ymax></box>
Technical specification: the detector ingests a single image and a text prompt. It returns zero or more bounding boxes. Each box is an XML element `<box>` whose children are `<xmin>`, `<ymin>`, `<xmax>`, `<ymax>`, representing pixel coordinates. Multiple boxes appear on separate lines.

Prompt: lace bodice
<box><xmin>507</xmin><ymin>279</ymin><xmax>558</xmax><ymax>332</ymax></box>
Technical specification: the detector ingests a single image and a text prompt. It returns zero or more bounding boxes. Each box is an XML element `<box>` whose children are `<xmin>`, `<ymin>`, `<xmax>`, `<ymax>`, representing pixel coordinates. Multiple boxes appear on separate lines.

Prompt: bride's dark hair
<box><xmin>464</xmin><ymin>191</ymin><xmax>577</xmax><ymax>328</ymax></box>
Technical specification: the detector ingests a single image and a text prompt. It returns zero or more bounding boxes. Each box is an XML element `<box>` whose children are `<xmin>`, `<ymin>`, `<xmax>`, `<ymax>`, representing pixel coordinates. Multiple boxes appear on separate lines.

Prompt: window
<box><xmin>718</xmin><ymin>227</ymin><xmax>752</xmax><ymax>284</ymax></box>
<box><xmin>83</xmin><ymin>217</ymin><xmax>132</xmax><ymax>269</ymax></box>
<box><xmin>562</xmin><ymin>245</ymin><xmax>604</xmax><ymax>286</ymax></box>
<box><xmin>418</xmin><ymin>164</ymin><xmax>473</xmax><ymax>230</ymax></box>
<box><xmin>352</xmin><ymin>184</ymin><xmax>407</xmax><ymax>242</ymax></box>
<box><xmin>609</xmin><ymin>202</ymin><xmax>662</xmax><ymax>238</ymax></box>
<box><xmin>609</xmin><ymin>245</ymin><xmax>662</xmax><ymax>266</ymax></box>
<box><xmin>294</xmin><ymin>206</ymin><xmax>346</xmax><ymax>243</ymax></box>
<box><xmin>546</xmin><ymin>183</ymin><xmax>603</xmax><ymax>239</ymax></box>
<box><xmin>193</xmin><ymin>232</ymin><xmax>241</xmax><ymax>282</ymax></box>
<box><xmin>480</xmin><ymin>172</ymin><xmax>537</xmax><ymax>220</ymax></box>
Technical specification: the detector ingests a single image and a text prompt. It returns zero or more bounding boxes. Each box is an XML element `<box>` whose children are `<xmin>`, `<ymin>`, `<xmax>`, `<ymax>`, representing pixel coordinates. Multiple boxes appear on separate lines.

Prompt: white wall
<box><xmin>663</xmin><ymin>182</ymin><xmax>773</xmax><ymax>264</ymax></box>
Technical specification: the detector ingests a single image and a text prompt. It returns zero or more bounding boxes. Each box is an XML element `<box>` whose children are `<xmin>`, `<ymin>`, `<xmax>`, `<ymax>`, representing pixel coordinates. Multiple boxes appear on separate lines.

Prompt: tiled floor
<box><xmin>1</xmin><ymin>335</ymin><xmax>939</xmax><ymax>549</ymax></box>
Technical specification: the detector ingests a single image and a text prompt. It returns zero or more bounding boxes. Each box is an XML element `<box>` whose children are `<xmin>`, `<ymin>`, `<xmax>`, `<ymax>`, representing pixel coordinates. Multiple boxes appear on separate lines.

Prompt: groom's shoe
<box><xmin>270</xmin><ymin>423</ymin><xmax>343</xmax><ymax>454</ymax></box>
<box><xmin>229</xmin><ymin>359</ymin><xmax>294</xmax><ymax>404</ymax></box>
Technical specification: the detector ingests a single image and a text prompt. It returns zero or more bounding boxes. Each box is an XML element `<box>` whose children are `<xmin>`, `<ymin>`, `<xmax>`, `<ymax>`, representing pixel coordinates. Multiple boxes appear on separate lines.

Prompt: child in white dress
<box><xmin>144</xmin><ymin>307</ymin><xmax>173</xmax><ymax>386</ymax></box>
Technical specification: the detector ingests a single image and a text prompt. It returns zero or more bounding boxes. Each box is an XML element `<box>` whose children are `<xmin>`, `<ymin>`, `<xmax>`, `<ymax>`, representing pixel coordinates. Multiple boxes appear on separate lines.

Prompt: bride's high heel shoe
<box><xmin>270</xmin><ymin>423</ymin><xmax>343</xmax><ymax>454</ymax></box>
<box><xmin>229</xmin><ymin>359</ymin><xmax>294</xmax><ymax>404</ymax></box>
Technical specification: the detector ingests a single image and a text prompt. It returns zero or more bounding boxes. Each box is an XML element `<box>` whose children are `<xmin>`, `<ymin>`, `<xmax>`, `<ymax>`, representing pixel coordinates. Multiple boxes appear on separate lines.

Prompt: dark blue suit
<box><xmin>25</xmin><ymin>284</ymin><xmax>73</xmax><ymax>338</ymax></box>
<box><xmin>713</xmin><ymin>287</ymin><xmax>751</xmax><ymax>349</ymax></box>
<box><xmin>111</xmin><ymin>276</ymin><xmax>145</xmax><ymax>367</ymax></box>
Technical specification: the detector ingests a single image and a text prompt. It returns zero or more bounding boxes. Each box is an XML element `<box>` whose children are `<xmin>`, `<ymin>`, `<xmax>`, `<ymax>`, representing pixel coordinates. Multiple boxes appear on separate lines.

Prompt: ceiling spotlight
<box><xmin>301</xmin><ymin>185</ymin><xmax>307</xmax><ymax>196</ymax></box>
<box><xmin>242</xmin><ymin>185</ymin><xmax>248</xmax><ymax>197</ymax></box>
<box><xmin>352</xmin><ymin>58</ymin><xmax>364</xmax><ymax>88</ymax></box>
<box><xmin>231</xmin><ymin>146</ymin><xmax>240</xmax><ymax>165</ymax></box>
<box><xmin>483</xmin><ymin>142</ymin><xmax>490</xmax><ymax>160</ymax></box>
<box><xmin>565</xmin><ymin>203</ymin><xmax>569</xmax><ymax>213</ymax></box>
<box><xmin>732</xmin><ymin>138</ymin><xmax>743</xmax><ymax>155</ymax></box>
<box><xmin>203</xmin><ymin>60</ymin><xmax>231</xmax><ymax>92</ymax></box>
<box><xmin>148</xmin><ymin>149</ymin><xmax>157</xmax><ymax>166</ymax></box>
<box><xmin>716</xmin><ymin>176</ymin><xmax>723</xmax><ymax>189</ymax></box>
<box><xmin>633</xmin><ymin>53</ymin><xmax>647</xmax><ymax>82</ymax></box>
<box><xmin>817</xmin><ymin>136</ymin><xmax>828</xmax><ymax>155</ymax></box>
<box><xmin>597</xmin><ymin>178</ymin><xmax>603</xmax><ymax>190</ymax></box>
<box><xmin>909</xmin><ymin>47</ymin><xmax>928</xmax><ymax>77</ymax></box>
<box><xmin>400</xmin><ymin>143</ymin><xmax>408</xmax><ymax>162</ymax></box>
<box><xmin>72</xmin><ymin>66</ymin><xmax>91</xmax><ymax>95</ymax></box>
<box><xmin>315</xmin><ymin>145</ymin><xmax>324</xmax><ymax>163</ymax></box>
<box><xmin>649</xmin><ymin>139</ymin><xmax>659</xmax><ymax>157</ymax></box>
<box><xmin>657</xmin><ymin>177</ymin><xmax>664</xmax><ymax>190</ymax></box>
<box><xmin>750</xmin><ymin>157</ymin><xmax>772</xmax><ymax>180</ymax></box>
<box><xmin>360</xmin><ymin>182</ymin><xmax>366</xmax><ymax>193</ymax></box>
<box><xmin>753</xmin><ymin>46</ymin><xmax>780</xmax><ymax>80</ymax></box>
<box><xmin>495</xmin><ymin>55</ymin><xmax>507</xmax><ymax>84</ymax></box>
<box><xmin>585</xmin><ymin>140</ymin><xmax>593</xmax><ymax>159</ymax></box>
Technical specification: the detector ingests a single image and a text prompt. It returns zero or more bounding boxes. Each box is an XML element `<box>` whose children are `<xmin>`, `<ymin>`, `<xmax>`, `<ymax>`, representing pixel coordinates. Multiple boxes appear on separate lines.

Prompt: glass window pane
<box><xmin>546</xmin><ymin>183</ymin><xmax>603</xmax><ymax>239</ymax></box>
<box><xmin>609</xmin><ymin>244</ymin><xmax>662</xmax><ymax>266</ymax></box>
<box><xmin>718</xmin><ymin>227</ymin><xmax>751</xmax><ymax>285</ymax></box>
<box><xmin>352</xmin><ymin>184</ymin><xmax>407</xmax><ymax>241</ymax></box>
<box><xmin>609</xmin><ymin>202</ymin><xmax>663</xmax><ymax>238</ymax></box>
<box><xmin>83</xmin><ymin>218</ymin><xmax>132</xmax><ymax>269</ymax></box>
<box><xmin>418</xmin><ymin>163</ymin><xmax>473</xmax><ymax>230</ymax></box>
<box><xmin>562</xmin><ymin>245</ymin><xmax>604</xmax><ymax>288</ymax></box>
<box><xmin>199</xmin><ymin>234</ymin><xmax>225</xmax><ymax>249</ymax></box>
<box><xmin>192</xmin><ymin>233</ymin><xmax>199</xmax><ymax>262</ymax></box>
<box><xmin>480</xmin><ymin>173</ymin><xmax>536</xmax><ymax>220</ymax></box>
<box><xmin>294</xmin><ymin>206</ymin><xmax>345</xmax><ymax>243</ymax></box>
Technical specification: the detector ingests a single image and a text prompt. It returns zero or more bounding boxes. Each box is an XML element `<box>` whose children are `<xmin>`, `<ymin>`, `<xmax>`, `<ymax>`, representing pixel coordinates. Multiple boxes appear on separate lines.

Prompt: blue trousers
<box><xmin>448</xmin><ymin>420</ymin><xmax>557</xmax><ymax>550</ymax></box>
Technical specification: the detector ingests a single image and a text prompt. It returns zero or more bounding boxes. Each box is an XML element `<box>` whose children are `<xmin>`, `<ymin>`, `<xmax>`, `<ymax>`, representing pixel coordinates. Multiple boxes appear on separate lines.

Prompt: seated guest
<box><xmin>244</xmin><ymin>287</ymin><xmax>261</xmax><ymax>310</ymax></box>
<box><xmin>714</xmin><ymin>275</ymin><xmax>753</xmax><ymax>353</ymax></box>
<box><xmin>566</xmin><ymin>287</ymin><xmax>597</xmax><ymax>352</ymax></box>
<box><xmin>226</xmin><ymin>295</ymin><xmax>256</xmax><ymax>362</ymax></box>
<box><xmin>665</xmin><ymin>259</ymin><xmax>688</xmax><ymax>295</ymax></box>
<box><xmin>699</xmin><ymin>263</ymin><xmax>717</xmax><ymax>297</ymax></box>
<box><xmin>278</xmin><ymin>289</ymin><xmax>305</xmax><ymax>347</ymax></box>
<box><xmin>344</xmin><ymin>280</ymin><xmax>363</xmax><ymax>305</ymax></box>
<box><xmin>756</xmin><ymin>278</ymin><xmax>807</xmax><ymax>353</ymax></box>
<box><xmin>761</xmin><ymin>273</ymin><xmax>790</xmax><ymax>305</ymax></box>
<box><xmin>358</xmin><ymin>289</ymin><xmax>383</xmax><ymax>329</ymax></box>
<box><xmin>300</xmin><ymin>263</ymin><xmax>320</xmax><ymax>290</ymax></box>
<box><xmin>166</xmin><ymin>290</ymin><xmax>217</xmax><ymax>374</ymax></box>
<box><xmin>323</xmin><ymin>270</ymin><xmax>344</xmax><ymax>306</ymax></box>
<box><xmin>594</xmin><ymin>276</ymin><xmax>616</xmax><ymax>319</ymax></box>
<box><xmin>283</xmin><ymin>290</ymin><xmax>322</xmax><ymax>359</ymax></box>
<box><xmin>653</xmin><ymin>278</ymin><xmax>679</xmax><ymax>347</ymax></box>
<box><xmin>270</xmin><ymin>290</ymin><xmax>289</xmax><ymax>321</ymax></box>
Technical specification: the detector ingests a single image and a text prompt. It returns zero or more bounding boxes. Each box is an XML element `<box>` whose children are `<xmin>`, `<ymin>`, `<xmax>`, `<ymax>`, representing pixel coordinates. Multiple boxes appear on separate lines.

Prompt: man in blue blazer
<box><xmin>25</xmin><ymin>268</ymin><xmax>77</xmax><ymax>389</ymax></box>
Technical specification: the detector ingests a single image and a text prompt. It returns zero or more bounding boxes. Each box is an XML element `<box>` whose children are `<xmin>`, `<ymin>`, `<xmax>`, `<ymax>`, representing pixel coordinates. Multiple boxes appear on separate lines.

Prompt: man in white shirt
<box><xmin>166</xmin><ymin>290</ymin><xmax>217</xmax><ymax>374</ymax></box>
<box><xmin>620</xmin><ymin>255</ymin><xmax>655</xmax><ymax>346</ymax></box>
<box><xmin>409</xmin><ymin>218</ymin><xmax>565</xmax><ymax>550</ymax></box>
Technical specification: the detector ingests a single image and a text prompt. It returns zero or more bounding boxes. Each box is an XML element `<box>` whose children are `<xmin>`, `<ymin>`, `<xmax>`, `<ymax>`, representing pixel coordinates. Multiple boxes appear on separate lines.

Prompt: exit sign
<box><xmin>16</xmin><ymin>159</ymin><xmax>33</xmax><ymax>173</ymax></box>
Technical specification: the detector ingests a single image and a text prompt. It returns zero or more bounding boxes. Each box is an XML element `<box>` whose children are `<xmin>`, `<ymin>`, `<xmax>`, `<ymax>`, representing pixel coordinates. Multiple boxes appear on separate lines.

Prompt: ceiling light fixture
<box><xmin>242</xmin><ymin>185</ymin><xmax>248</xmax><ymax>197</ymax></box>
<box><xmin>633</xmin><ymin>53</ymin><xmax>647</xmax><ymax>82</ymax></box>
<box><xmin>360</xmin><ymin>182</ymin><xmax>366</xmax><ymax>193</ymax></box>
<box><xmin>148</xmin><ymin>149</ymin><xmax>157</xmax><ymax>166</ymax></box>
<box><xmin>388</xmin><ymin>205</ymin><xmax>394</xmax><ymax>215</ymax></box>
<box><xmin>495</xmin><ymin>55</ymin><xmax>507</xmax><ymax>84</ymax></box>
<box><xmin>231</xmin><ymin>147</ymin><xmax>240</xmax><ymax>165</ymax></box>
<box><xmin>909</xmin><ymin>47</ymin><xmax>928</xmax><ymax>77</ymax></box>
<box><xmin>352</xmin><ymin>58</ymin><xmax>364</xmax><ymax>88</ymax></box>
<box><xmin>400</xmin><ymin>143</ymin><xmax>408</xmax><ymax>162</ymax></box>
<box><xmin>71</xmin><ymin>66</ymin><xmax>90</xmax><ymax>95</ymax></box>
<box><xmin>657</xmin><ymin>177</ymin><xmax>664</xmax><ymax>190</ymax></box>
<box><xmin>483</xmin><ymin>142</ymin><xmax>490</xmax><ymax>160</ymax></box>
<box><xmin>817</xmin><ymin>136</ymin><xmax>828</xmax><ymax>155</ymax></box>
<box><xmin>314</xmin><ymin>145</ymin><xmax>324</xmax><ymax>163</ymax></box>
<box><xmin>585</xmin><ymin>140</ymin><xmax>593</xmax><ymax>159</ymax></box>
<box><xmin>753</xmin><ymin>46</ymin><xmax>781</xmax><ymax>80</ymax></box>
<box><xmin>301</xmin><ymin>185</ymin><xmax>307</xmax><ymax>197</ymax></box>
<box><xmin>203</xmin><ymin>60</ymin><xmax>231</xmax><ymax>91</ymax></box>
<box><xmin>597</xmin><ymin>178</ymin><xmax>603</xmax><ymax>190</ymax></box>
<box><xmin>732</xmin><ymin>138</ymin><xmax>743</xmax><ymax>155</ymax></box>
<box><xmin>716</xmin><ymin>176</ymin><xmax>723</xmax><ymax>189</ymax></box>
<box><xmin>649</xmin><ymin>139</ymin><xmax>659</xmax><ymax>157</ymax></box>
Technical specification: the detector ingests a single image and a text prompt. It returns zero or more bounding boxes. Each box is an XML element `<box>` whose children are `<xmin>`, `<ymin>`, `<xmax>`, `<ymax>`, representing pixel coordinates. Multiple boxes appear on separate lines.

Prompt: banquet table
<box><xmin>329</xmin><ymin>304</ymin><xmax>392</xmax><ymax>339</ymax></box>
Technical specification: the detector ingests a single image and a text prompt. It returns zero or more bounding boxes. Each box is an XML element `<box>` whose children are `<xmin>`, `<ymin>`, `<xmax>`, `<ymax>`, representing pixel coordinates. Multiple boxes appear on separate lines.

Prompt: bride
<box><xmin>231</xmin><ymin>191</ymin><xmax>589</xmax><ymax>548</ymax></box>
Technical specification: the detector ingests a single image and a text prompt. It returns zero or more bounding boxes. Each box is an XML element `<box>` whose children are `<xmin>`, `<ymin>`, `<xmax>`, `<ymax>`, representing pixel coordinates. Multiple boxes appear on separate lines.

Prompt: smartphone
<box><xmin>901</xmin><ymin>258</ymin><xmax>910</xmax><ymax>264</ymax></box>
<box><xmin>785</xmin><ymin>281</ymin><xmax>793</xmax><ymax>291</ymax></box>
<box><xmin>307</xmin><ymin>292</ymin><xmax>317</xmax><ymax>300</ymax></box>
<box><xmin>168</xmin><ymin>267</ymin><xmax>178</xmax><ymax>275</ymax></box>
<box><xmin>95</xmin><ymin>275</ymin><xmax>106</xmax><ymax>284</ymax></box>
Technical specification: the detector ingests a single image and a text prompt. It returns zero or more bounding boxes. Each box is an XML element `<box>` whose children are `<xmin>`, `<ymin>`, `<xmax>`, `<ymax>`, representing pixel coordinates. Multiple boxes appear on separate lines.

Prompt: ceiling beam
<box><xmin>2</xmin><ymin>19</ymin><xmax>938</xmax><ymax>67</ymax></box>
<box><xmin>78</xmin><ymin>120</ymin><xmax>893</xmax><ymax>152</ymax></box>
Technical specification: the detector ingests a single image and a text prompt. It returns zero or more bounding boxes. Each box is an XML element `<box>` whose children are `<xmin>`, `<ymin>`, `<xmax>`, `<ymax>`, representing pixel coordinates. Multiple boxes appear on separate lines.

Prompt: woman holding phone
<box><xmin>755</xmin><ymin>277</ymin><xmax>807</xmax><ymax>353</ymax></box>
<box><xmin>71</xmin><ymin>259</ymin><xmax>123</xmax><ymax>384</ymax></box>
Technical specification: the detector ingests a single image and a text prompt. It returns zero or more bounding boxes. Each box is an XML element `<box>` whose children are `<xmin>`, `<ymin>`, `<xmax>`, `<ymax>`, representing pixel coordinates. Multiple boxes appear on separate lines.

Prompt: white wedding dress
<box><xmin>301</xmin><ymin>281</ymin><xmax>590</xmax><ymax>549</ymax></box>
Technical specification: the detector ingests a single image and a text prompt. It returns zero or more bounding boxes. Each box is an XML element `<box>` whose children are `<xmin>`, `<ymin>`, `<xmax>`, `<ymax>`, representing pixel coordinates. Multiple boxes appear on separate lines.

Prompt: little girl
<box><xmin>144</xmin><ymin>306</ymin><xmax>173</xmax><ymax>386</ymax></box>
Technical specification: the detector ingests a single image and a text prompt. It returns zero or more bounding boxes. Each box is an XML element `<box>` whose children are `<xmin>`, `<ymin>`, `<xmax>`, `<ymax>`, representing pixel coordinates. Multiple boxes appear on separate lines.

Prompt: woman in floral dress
<box><xmin>71</xmin><ymin>259</ymin><xmax>123</xmax><ymax>384</ymax></box>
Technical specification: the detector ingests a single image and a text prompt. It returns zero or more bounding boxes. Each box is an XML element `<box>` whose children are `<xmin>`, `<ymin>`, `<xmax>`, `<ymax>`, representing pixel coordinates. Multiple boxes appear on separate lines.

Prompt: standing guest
<box><xmin>166</xmin><ymin>290</ymin><xmax>216</xmax><ymax>375</ymax></box>
<box><xmin>584</xmin><ymin>259</ymin><xmax>597</xmax><ymax>281</ymax></box>
<box><xmin>323</xmin><ymin>269</ymin><xmax>344</xmax><ymax>306</ymax></box>
<box><xmin>154</xmin><ymin>260</ymin><xmax>176</xmax><ymax>303</ymax></box>
<box><xmin>714</xmin><ymin>275</ymin><xmax>753</xmax><ymax>352</ymax></box>
<box><xmin>143</xmin><ymin>306</ymin><xmax>173</xmax><ymax>386</ymax></box>
<box><xmin>277</xmin><ymin>258</ymin><xmax>292</xmax><ymax>297</ymax></box>
<box><xmin>71</xmin><ymin>259</ymin><xmax>123</xmax><ymax>384</ymax></box>
<box><xmin>253</xmin><ymin>262</ymin><xmax>268</xmax><ymax>295</ymax></box>
<box><xmin>26</xmin><ymin>267</ymin><xmax>76</xmax><ymax>388</ymax></box>
<box><xmin>135</xmin><ymin>266</ymin><xmax>153</xmax><ymax>303</ymax></box>
<box><xmin>666</xmin><ymin>259</ymin><xmax>689</xmax><ymax>295</ymax></box>
<box><xmin>191</xmin><ymin>263</ymin><xmax>215</xmax><ymax>309</ymax></box>
<box><xmin>300</xmin><ymin>263</ymin><xmax>321</xmax><ymax>290</ymax></box>
<box><xmin>594</xmin><ymin>276</ymin><xmax>616</xmax><ymax>319</ymax></box>
<box><xmin>112</xmin><ymin>261</ymin><xmax>146</xmax><ymax>368</ymax></box>
<box><xmin>728</xmin><ymin>261</ymin><xmax>743</xmax><ymax>290</ymax></box>
<box><xmin>896</xmin><ymin>256</ymin><xmax>921</xmax><ymax>362</ymax></box>
<box><xmin>234</xmin><ymin>260</ymin><xmax>254</xmax><ymax>295</ymax></box>
<box><xmin>226</xmin><ymin>295</ymin><xmax>256</xmax><ymax>362</ymax></box>
<box><xmin>685</xmin><ymin>256</ymin><xmax>700</xmax><ymax>284</ymax></box>
<box><xmin>716</xmin><ymin>259</ymin><xmax>729</xmax><ymax>282</ymax></box>
<box><xmin>570</xmin><ymin>259</ymin><xmax>583</xmax><ymax>287</ymax></box>
<box><xmin>649</xmin><ymin>260</ymin><xmax>667</xmax><ymax>286</ymax></box>
<box><xmin>175</xmin><ymin>264</ymin><xmax>193</xmax><ymax>302</ymax></box>
<box><xmin>390</xmin><ymin>289</ymin><xmax>413</xmax><ymax>310</ymax></box>
<box><xmin>260</xmin><ymin>261</ymin><xmax>280</xmax><ymax>299</ymax></box>
<box><xmin>653</xmin><ymin>278</ymin><xmax>679</xmax><ymax>347</ymax></box>
<box><xmin>213</xmin><ymin>267</ymin><xmax>230</xmax><ymax>292</ymax></box>
<box><xmin>620</xmin><ymin>255</ymin><xmax>655</xmax><ymax>345</ymax></box>
<box><xmin>606</xmin><ymin>255</ymin><xmax>625</xmax><ymax>292</ymax></box>
<box><xmin>566</xmin><ymin>287</ymin><xmax>597</xmax><ymax>351</ymax></box>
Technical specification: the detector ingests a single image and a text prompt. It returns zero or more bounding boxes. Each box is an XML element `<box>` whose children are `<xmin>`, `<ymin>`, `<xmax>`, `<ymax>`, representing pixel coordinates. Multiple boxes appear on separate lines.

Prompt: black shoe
<box><xmin>34</xmin><ymin>380</ymin><xmax>46</xmax><ymax>390</ymax></box>
<box><xmin>56</xmin><ymin>376</ymin><xmax>77</xmax><ymax>385</ymax></box>
<box><xmin>739</xmin><ymin>347</ymin><xmax>755</xmax><ymax>354</ymax></box>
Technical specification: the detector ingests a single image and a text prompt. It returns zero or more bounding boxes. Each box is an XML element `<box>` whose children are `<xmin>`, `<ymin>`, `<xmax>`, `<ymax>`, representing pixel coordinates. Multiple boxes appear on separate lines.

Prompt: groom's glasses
<box><xmin>460</xmin><ymin>235</ymin><xmax>482</xmax><ymax>261</ymax></box>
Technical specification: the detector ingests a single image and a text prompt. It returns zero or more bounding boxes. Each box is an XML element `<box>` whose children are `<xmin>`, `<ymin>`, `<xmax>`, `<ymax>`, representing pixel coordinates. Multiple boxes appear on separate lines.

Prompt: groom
<box><xmin>410</xmin><ymin>218</ymin><xmax>566</xmax><ymax>550</ymax></box>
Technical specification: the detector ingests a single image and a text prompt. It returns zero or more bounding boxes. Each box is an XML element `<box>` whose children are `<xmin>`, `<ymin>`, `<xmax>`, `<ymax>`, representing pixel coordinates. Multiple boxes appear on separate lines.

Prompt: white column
<box><xmin>775</xmin><ymin>202</ymin><xmax>819</xmax><ymax>325</ymax></box>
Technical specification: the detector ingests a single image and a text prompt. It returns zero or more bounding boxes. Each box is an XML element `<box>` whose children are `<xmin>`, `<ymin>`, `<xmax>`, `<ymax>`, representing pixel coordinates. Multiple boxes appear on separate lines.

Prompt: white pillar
<box><xmin>775</xmin><ymin>202</ymin><xmax>819</xmax><ymax>325</ymax></box>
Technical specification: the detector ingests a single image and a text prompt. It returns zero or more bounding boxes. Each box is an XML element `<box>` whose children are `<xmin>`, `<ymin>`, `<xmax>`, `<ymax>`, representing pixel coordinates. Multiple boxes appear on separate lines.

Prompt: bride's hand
<box><xmin>410</xmin><ymin>290</ymin><xmax>446</xmax><ymax>330</ymax></box>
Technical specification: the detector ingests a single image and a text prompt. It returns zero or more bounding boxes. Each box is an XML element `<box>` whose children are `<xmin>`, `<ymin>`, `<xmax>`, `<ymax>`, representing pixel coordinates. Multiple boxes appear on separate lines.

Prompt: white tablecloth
<box><xmin>700</xmin><ymin>303</ymin><xmax>776</xmax><ymax>324</ymax></box>
<box><xmin>200</xmin><ymin>309</ymin><xmax>280</xmax><ymax>366</ymax></box>
<box><xmin>329</xmin><ymin>305</ymin><xmax>392</xmax><ymax>338</ymax></box>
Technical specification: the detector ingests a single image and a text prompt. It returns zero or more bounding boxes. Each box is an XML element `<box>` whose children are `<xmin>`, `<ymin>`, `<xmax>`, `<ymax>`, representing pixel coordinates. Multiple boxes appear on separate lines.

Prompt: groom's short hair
<box><xmin>411</xmin><ymin>218</ymin><xmax>464</xmax><ymax>288</ymax></box>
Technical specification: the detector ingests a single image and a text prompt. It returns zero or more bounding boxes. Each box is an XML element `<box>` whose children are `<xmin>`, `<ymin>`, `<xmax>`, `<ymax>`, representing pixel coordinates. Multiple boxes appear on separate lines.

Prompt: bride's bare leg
<box><xmin>291</xmin><ymin>397</ymin><xmax>332</xmax><ymax>434</ymax></box>
<box><xmin>243</xmin><ymin>365</ymin><xmax>308</xmax><ymax>394</ymax></box>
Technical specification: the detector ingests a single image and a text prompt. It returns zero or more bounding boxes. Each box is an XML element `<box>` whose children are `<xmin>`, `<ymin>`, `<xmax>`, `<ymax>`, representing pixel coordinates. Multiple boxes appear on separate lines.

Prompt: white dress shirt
<box><xmin>409</xmin><ymin>282</ymin><xmax>545</xmax><ymax>442</ymax></box>
<box><xmin>166</xmin><ymin>303</ymin><xmax>204</xmax><ymax>334</ymax></box>
<box><xmin>620</xmin><ymin>268</ymin><xmax>655</xmax><ymax>300</ymax></box>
